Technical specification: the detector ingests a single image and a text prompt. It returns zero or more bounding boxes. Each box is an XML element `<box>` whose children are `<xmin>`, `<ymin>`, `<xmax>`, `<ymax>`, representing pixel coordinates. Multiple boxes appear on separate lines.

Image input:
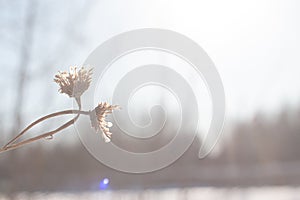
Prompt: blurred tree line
<box><xmin>0</xmin><ymin>105</ymin><xmax>300</xmax><ymax>193</ymax></box>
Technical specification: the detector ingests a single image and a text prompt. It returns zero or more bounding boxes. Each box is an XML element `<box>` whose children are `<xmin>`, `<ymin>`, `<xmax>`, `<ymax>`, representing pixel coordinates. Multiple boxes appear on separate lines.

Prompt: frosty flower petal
<box><xmin>54</xmin><ymin>66</ymin><xmax>92</xmax><ymax>99</ymax></box>
<box><xmin>89</xmin><ymin>102</ymin><xmax>119</xmax><ymax>143</ymax></box>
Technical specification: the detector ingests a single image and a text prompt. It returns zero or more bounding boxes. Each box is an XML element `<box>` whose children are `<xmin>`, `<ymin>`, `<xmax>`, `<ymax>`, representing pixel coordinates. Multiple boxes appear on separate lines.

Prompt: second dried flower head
<box><xmin>90</xmin><ymin>102</ymin><xmax>120</xmax><ymax>143</ymax></box>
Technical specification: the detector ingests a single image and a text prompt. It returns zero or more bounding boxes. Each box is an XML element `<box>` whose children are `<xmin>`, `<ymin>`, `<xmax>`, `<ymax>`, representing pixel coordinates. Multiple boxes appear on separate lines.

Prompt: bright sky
<box><xmin>1</xmin><ymin>0</ymin><xmax>300</xmax><ymax>134</ymax></box>
<box><xmin>85</xmin><ymin>0</ymin><xmax>300</xmax><ymax>120</ymax></box>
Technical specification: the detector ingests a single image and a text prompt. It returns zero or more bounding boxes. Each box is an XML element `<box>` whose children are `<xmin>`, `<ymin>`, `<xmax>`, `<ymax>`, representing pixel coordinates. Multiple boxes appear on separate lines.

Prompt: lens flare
<box><xmin>98</xmin><ymin>178</ymin><xmax>110</xmax><ymax>190</ymax></box>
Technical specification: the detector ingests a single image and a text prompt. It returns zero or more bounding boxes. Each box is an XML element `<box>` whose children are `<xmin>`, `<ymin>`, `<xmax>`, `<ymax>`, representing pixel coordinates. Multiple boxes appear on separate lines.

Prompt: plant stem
<box><xmin>1</xmin><ymin>114</ymin><xmax>78</xmax><ymax>153</ymax></box>
<box><xmin>3</xmin><ymin>110</ymin><xmax>89</xmax><ymax>149</ymax></box>
<box><xmin>1</xmin><ymin>98</ymin><xmax>91</xmax><ymax>153</ymax></box>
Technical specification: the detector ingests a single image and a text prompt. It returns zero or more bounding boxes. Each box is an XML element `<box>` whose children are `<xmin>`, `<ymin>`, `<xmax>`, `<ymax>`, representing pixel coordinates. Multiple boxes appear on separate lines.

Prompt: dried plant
<box><xmin>90</xmin><ymin>102</ymin><xmax>120</xmax><ymax>143</ymax></box>
<box><xmin>54</xmin><ymin>67</ymin><xmax>92</xmax><ymax>107</ymax></box>
<box><xmin>0</xmin><ymin>66</ymin><xmax>119</xmax><ymax>153</ymax></box>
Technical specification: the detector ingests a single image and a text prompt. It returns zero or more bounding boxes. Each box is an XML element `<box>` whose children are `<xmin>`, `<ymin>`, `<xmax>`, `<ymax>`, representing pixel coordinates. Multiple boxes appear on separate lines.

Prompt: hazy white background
<box><xmin>0</xmin><ymin>0</ymin><xmax>300</xmax><ymax>198</ymax></box>
<box><xmin>86</xmin><ymin>0</ymin><xmax>300</xmax><ymax>120</ymax></box>
<box><xmin>0</xmin><ymin>0</ymin><xmax>300</xmax><ymax>137</ymax></box>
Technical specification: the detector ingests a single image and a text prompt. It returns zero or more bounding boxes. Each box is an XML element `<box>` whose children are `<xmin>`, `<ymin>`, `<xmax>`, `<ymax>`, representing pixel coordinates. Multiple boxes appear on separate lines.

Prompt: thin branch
<box><xmin>0</xmin><ymin>109</ymin><xmax>91</xmax><ymax>153</ymax></box>
<box><xmin>3</xmin><ymin>109</ymin><xmax>89</xmax><ymax>148</ymax></box>
<box><xmin>1</xmin><ymin>96</ymin><xmax>91</xmax><ymax>153</ymax></box>
<box><xmin>1</xmin><ymin>114</ymin><xmax>76</xmax><ymax>153</ymax></box>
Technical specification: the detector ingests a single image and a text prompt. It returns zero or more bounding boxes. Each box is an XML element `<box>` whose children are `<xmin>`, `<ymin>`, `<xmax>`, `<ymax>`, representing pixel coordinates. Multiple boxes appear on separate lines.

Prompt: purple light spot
<box><xmin>99</xmin><ymin>178</ymin><xmax>110</xmax><ymax>190</ymax></box>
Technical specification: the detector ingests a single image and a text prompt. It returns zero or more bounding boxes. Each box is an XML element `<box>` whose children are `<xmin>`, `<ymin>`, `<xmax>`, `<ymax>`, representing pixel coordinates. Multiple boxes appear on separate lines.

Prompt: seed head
<box><xmin>54</xmin><ymin>66</ymin><xmax>92</xmax><ymax>99</ymax></box>
<box><xmin>89</xmin><ymin>102</ymin><xmax>120</xmax><ymax>143</ymax></box>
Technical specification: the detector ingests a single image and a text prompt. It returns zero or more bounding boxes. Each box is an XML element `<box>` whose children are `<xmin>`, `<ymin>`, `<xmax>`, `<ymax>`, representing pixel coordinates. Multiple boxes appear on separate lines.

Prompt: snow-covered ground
<box><xmin>2</xmin><ymin>186</ymin><xmax>300</xmax><ymax>200</ymax></box>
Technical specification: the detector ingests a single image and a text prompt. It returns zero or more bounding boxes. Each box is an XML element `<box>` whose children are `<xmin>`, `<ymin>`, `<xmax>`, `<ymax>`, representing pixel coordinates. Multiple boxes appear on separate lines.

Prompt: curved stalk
<box><xmin>3</xmin><ymin>110</ymin><xmax>89</xmax><ymax>149</ymax></box>
<box><xmin>1</xmin><ymin>98</ymin><xmax>90</xmax><ymax>153</ymax></box>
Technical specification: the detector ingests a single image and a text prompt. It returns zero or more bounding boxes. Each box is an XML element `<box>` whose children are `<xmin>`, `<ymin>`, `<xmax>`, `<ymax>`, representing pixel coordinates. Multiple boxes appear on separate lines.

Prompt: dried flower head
<box><xmin>54</xmin><ymin>66</ymin><xmax>92</xmax><ymax>99</ymax></box>
<box><xmin>89</xmin><ymin>102</ymin><xmax>119</xmax><ymax>143</ymax></box>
